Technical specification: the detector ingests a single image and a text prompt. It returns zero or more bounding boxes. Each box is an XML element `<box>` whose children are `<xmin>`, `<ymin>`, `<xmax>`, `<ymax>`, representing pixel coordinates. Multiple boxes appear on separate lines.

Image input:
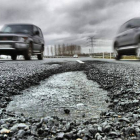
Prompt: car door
<box><xmin>126</xmin><ymin>19</ymin><xmax>140</xmax><ymax>45</ymax></box>
<box><xmin>116</xmin><ymin>23</ymin><xmax>126</xmax><ymax>47</ymax></box>
<box><xmin>116</xmin><ymin>22</ymin><xmax>131</xmax><ymax>46</ymax></box>
<box><xmin>37</xmin><ymin>27</ymin><xmax>44</xmax><ymax>51</ymax></box>
<box><xmin>32</xmin><ymin>26</ymin><xmax>40</xmax><ymax>52</ymax></box>
<box><xmin>122</xmin><ymin>20</ymin><xmax>137</xmax><ymax>45</ymax></box>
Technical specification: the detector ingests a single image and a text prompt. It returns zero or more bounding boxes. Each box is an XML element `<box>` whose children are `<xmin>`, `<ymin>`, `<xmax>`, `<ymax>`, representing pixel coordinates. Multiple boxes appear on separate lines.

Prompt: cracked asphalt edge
<box><xmin>0</xmin><ymin>61</ymin><xmax>85</xmax><ymax>109</ymax></box>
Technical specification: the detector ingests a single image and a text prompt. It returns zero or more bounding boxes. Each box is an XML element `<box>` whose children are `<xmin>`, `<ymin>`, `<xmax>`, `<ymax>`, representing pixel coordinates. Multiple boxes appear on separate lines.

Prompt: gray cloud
<box><xmin>0</xmin><ymin>0</ymin><xmax>140</xmax><ymax>47</ymax></box>
<box><xmin>56</xmin><ymin>0</ymin><xmax>139</xmax><ymax>34</ymax></box>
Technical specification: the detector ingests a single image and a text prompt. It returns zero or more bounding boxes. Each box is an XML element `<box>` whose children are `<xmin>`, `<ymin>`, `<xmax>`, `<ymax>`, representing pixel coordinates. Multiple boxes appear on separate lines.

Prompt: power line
<box><xmin>87</xmin><ymin>36</ymin><xmax>96</xmax><ymax>56</ymax></box>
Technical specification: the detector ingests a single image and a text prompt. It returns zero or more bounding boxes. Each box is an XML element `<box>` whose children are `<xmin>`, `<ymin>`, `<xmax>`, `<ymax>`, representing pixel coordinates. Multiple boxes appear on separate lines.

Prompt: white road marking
<box><xmin>76</xmin><ymin>60</ymin><xmax>85</xmax><ymax>63</ymax></box>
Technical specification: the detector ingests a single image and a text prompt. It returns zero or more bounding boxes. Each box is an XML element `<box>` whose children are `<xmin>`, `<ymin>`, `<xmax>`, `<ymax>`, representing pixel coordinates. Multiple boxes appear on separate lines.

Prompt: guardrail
<box><xmin>91</xmin><ymin>52</ymin><xmax>114</xmax><ymax>59</ymax></box>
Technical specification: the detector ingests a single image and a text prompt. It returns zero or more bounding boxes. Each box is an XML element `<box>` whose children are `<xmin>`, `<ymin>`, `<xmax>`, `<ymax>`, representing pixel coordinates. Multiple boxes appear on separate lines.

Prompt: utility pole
<box><xmin>87</xmin><ymin>36</ymin><xmax>95</xmax><ymax>57</ymax></box>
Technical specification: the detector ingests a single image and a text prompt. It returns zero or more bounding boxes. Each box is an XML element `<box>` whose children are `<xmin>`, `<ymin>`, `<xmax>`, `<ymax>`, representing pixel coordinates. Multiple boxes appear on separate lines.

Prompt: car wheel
<box><xmin>114</xmin><ymin>48</ymin><xmax>121</xmax><ymax>60</ymax></box>
<box><xmin>11</xmin><ymin>54</ymin><xmax>17</xmax><ymax>60</ymax></box>
<box><xmin>37</xmin><ymin>48</ymin><xmax>43</xmax><ymax>60</ymax></box>
<box><xmin>24</xmin><ymin>43</ymin><xmax>32</xmax><ymax>60</ymax></box>
<box><xmin>136</xmin><ymin>43</ymin><xmax>140</xmax><ymax>59</ymax></box>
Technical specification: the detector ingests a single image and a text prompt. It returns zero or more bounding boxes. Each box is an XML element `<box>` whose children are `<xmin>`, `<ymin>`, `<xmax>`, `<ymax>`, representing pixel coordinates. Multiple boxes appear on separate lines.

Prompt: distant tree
<box><xmin>77</xmin><ymin>45</ymin><xmax>81</xmax><ymax>54</ymax></box>
<box><xmin>62</xmin><ymin>44</ymin><xmax>65</xmax><ymax>55</ymax></box>
<box><xmin>60</xmin><ymin>45</ymin><xmax>63</xmax><ymax>56</ymax></box>
<box><xmin>54</xmin><ymin>45</ymin><xmax>57</xmax><ymax>56</ymax></box>
<box><xmin>66</xmin><ymin>44</ymin><xmax>69</xmax><ymax>55</ymax></box>
<box><xmin>68</xmin><ymin>45</ymin><xmax>71</xmax><ymax>55</ymax></box>
<box><xmin>47</xmin><ymin>46</ymin><xmax>49</xmax><ymax>56</ymax></box>
<box><xmin>58</xmin><ymin>44</ymin><xmax>61</xmax><ymax>56</ymax></box>
<box><xmin>70</xmin><ymin>45</ymin><xmax>72</xmax><ymax>55</ymax></box>
<box><xmin>51</xmin><ymin>46</ymin><xmax>54</xmax><ymax>56</ymax></box>
<box><xmin>55</xmin><ymin>44</ymin><xmax>81</xmax><ymax>56</ymax></box>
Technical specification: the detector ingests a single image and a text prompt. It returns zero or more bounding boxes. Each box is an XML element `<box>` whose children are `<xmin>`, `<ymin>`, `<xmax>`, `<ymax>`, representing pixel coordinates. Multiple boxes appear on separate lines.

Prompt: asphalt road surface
<box><xmin>7</xmin><ymin>71</ymin><xmax>108</xmax><ymax>120</ymax></box>
<box><xmin>1</xmin><ymin>56</ymin><xmax>140</xmax><ymax>65</ymax></box>
<box><xmin>1</xmin><ymin>56</ymin><xmax>140</xmax><ymax>139</ymax></box>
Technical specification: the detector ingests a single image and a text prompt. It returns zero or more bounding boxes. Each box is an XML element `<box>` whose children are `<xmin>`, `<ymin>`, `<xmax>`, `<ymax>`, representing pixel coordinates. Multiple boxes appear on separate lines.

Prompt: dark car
<box><xmin>114</xmin><ymin>17</ymin><xmax>140</xmax><ymax>60</ymax></box>
<box><xmin>0</xmin><ymin>24</ymin><xmax>45</xmax><ymax>60</ymax></box>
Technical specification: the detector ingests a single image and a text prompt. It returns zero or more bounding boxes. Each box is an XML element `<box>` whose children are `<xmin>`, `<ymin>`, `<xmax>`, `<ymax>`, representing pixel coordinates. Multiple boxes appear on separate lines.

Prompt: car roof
<box><xmin>4</xmin><ymin>23</ymin><xmax>34</xmax><ymax>26</ymax></box>
<box><xmin>123</xmin><ymin>17</ymin><xmax>140</xmax><ymax>25</ymax></box>
<box><xmin>131</xmin><ymin>17</ymin><xmax>140</xmax><ymax>20</ymax></box>
<box><xmin>5</xmin><ymin>23</ymin><xmax>43</xmax><ymax>30</ymax></box>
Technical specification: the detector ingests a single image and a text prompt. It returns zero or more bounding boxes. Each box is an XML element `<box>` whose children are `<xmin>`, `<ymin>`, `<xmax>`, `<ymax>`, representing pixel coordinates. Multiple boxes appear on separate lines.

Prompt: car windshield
<box><xmin>1</xmin><ymin>25</ymin><xmax>33</xmax><ymax>34</ymax></box>
<box><xmin>130</xmin><ymin>18</ymin><xmax>140</xmax><ymax>27</ymax></box>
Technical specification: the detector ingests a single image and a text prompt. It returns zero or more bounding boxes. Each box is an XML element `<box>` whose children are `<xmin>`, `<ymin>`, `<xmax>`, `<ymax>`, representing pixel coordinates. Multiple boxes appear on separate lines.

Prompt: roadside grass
<box><xmin>93</xmin><ymin>55</ymin><xmax>138</xmax><ymax>60</ymax></box>
<box><xmin>122</xmin><ymin>56</ymin><xmax>137</xmax><ymax>59</ymax></box>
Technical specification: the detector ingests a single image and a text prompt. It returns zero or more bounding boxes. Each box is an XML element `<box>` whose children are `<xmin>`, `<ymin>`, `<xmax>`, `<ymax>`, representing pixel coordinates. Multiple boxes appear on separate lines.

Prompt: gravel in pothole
<box><xmin>6</xmin><ymin>71</ymin><xmax>109</xmax><ymax>120</ymax></box>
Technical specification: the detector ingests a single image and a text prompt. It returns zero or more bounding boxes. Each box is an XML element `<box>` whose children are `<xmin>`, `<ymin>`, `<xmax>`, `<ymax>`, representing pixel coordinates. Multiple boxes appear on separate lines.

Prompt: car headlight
<box><xmin>13</xmin><ymin>36</ymin><xmax>28</xmax><ymax>42</ymax></box>
<box><xmin>18</xmin><ymin>37</ymin><xmax>28</xmax><ymax>42</ymax></box>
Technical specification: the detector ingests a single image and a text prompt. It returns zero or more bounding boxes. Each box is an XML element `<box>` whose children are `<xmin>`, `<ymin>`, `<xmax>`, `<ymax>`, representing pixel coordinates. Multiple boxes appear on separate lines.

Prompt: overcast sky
<box><xmin>0</xmin><ymin>0</ymin><xmax>140</xmax><ymax>49</ymax></box>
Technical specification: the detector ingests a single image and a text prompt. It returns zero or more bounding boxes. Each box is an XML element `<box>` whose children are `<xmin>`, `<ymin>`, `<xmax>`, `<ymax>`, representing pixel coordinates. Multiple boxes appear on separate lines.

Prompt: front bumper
<box><xmin>0</xmin><ymin>42</ymin><xmax>29</xmax><ymax>55</ymax></box>
<box><xmin>117</xmin><ymin>45</ymin><xmax>137</xmax><ymax>55</ymax></box>
<box><xmin>15</xmin><ymin>43</ymin><xmax>29</xmax><ymax>50</ymax></box>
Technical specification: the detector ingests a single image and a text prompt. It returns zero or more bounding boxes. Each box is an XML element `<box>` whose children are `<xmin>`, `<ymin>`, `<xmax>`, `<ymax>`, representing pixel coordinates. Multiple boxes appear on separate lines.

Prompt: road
<box><xmin>0</xmin><ymin>57</ymin><xmax>140</xmax><ymax>65</ymax></box>
<box><xmin>1</xmin><ymin>56</ymin><xmax>140</xmax><ymax>139</ymax></box>
<box><xmin>44</xmin><ymin>57</ymin><xmax>140</xmax><ymax>65</ymax></box>
<box><xmin>0</xmin><ymin>57</ymin><xmax>94</xmax><ymax>63</ymax></box>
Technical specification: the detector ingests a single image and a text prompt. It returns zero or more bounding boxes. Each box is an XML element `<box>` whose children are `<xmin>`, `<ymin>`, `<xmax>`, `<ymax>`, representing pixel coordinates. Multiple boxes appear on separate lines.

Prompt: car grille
<box><xmin>0</xmin><ymin>36</ymin><xmax>14</xmax><ymax>41</ymax></box>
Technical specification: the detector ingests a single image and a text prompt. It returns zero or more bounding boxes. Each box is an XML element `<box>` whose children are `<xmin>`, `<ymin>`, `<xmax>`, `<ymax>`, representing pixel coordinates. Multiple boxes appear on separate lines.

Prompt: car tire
<box><xmin>114</xmin><ymin>48</ymin><xmax>121</xmax><ymax>60</ymax></box>
<box><xmin>37</xmin><ymin>48</ymin><xmax>43</xmax><ymax>60</ymax></box>
<box><xmin>136</xmin><ymin>43</ymin><xmax>140</xmax><ymax>59</ymax></box>
<box><xmin>115</xmin><ymin>54</ymin><xmax>121</xmax><ymax>60</ymax></box>
<box><xmin>24</xmin><ymin>43</ymin><xmax>32</xmax><ymax>60</ymax></box>
<box><xmin>11</xmin><ymin>54</ymin><xmax>17</xmax><ymax>60</ymax></box>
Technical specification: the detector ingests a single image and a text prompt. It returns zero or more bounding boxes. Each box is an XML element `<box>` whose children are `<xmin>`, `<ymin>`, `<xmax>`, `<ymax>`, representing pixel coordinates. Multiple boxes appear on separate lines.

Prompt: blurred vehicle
<box><xmin>0</xmin><ymin>24</ymin><xmax>45</xmax><ymax>60</ymax></box>
<box><xmin>73</xmin><ymin>54</ymin><xmax>78</xmax><ymax>58</ymax></box>
<box><xmin>114</xmin><ymin>17</ymin><xmax>140</xmax><ymax>60</ymax></box>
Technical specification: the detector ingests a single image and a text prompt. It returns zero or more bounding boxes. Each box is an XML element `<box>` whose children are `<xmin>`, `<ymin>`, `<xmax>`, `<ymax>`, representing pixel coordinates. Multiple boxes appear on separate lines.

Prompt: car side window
<box><xmin>118</xmin><ymin>21</ymin><xmax>130</xmax><ymax>33</ymax></box>
<box><xmin>124</xmin><ymin>23</ymin><xmax>129</xmax><ymax>31</ymax></box>
<box><xmin>129</xmin><ymin>19</ymin><xmax>140</xmax><ymax>27</ymax></box>
<box><xmin>118</xmin><ymin>24</ymin><xmax>125</xmax><ymax>33</ymax></box>
<box><xmin>33</xmin><ymin>26</ymin><xmax>39</xmax><ymax>36</ymax></box>
<box><xmin>38</xmin><ymin>28</ymin><xmax>43</xmax><ymax>38</ymax></box>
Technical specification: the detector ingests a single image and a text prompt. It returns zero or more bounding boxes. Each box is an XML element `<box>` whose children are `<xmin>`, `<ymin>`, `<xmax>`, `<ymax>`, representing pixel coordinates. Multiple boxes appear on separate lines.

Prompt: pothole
<box><xmin>6</xmin><ymin>71</ymin><xmax>109</xmax><ymax>120</ymax></box>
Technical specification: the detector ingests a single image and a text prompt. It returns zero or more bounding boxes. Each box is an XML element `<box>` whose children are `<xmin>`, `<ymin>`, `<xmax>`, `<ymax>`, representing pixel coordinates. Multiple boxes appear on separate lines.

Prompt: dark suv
<box><xmin>114</xmin><ymin>18</ymin><xmax>140</xmax><ymax>60</ymax></box>
<box><xmin>0</xmin><ymin>24</ymin><xmax>45</xmax><ymax>60</ymax></box>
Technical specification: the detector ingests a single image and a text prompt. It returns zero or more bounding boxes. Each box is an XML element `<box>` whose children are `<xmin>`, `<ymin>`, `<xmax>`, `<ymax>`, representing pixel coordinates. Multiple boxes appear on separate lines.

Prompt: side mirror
<box><xmin>34</xmin><ymin>31</ymin><xmax>39</xmax><ymax>35</ymax></box>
